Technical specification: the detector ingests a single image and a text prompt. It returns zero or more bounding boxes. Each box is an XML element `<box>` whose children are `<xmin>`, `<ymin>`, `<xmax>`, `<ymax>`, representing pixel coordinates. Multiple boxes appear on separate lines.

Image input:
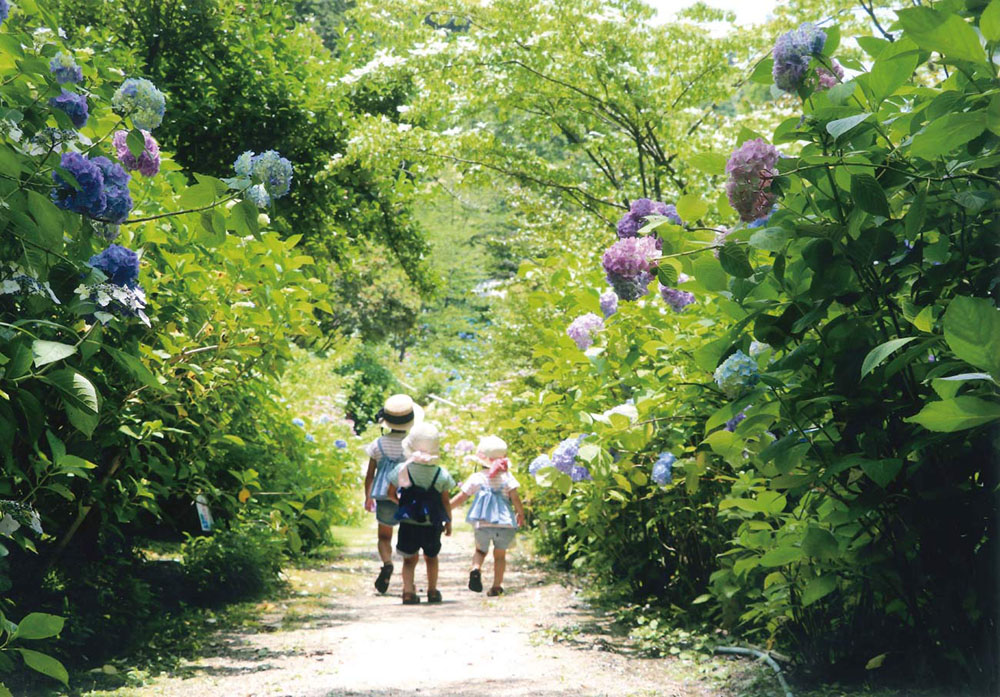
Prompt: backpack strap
<box><xmin>429</xmin><ymin>467</ymin><xmax>441</xmax><ymax>490</ymax></box>
<box><xmin>376</xmin><ymin>439</ymin><xmax>386</xmax><ymax>458</ymax></box>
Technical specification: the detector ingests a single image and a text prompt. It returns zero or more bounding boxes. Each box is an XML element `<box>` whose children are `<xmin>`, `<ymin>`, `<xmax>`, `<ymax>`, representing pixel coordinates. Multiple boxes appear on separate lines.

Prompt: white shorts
<box><xmin>474</xmin><ymin>526</ymin><xmax>517</xmax><ymax>551</ymax></box>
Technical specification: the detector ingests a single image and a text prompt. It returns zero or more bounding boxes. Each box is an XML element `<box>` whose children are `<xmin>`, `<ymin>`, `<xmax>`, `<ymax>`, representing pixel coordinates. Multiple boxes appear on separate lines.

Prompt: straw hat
<box><xmin>403</xmin><ymin>422</ymin><xmax>440</xmax><ymax>463</ymax></box>
<box><xmin>378</xmin><ymin>394</ymin><xmax>422</xmax><ymax>432</ymax></box>
<box><xmin>476</xmin><ymin>435</ymin><xmax>508</xmax><ymax>461</ymax></box>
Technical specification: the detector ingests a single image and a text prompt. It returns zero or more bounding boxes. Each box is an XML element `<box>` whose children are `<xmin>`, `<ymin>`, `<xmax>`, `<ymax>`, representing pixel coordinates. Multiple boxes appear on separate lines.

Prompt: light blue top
<box><xmin>370</xmin><ymin>439</ymin><xmax>402</xmax><ymax>501</ymax></box>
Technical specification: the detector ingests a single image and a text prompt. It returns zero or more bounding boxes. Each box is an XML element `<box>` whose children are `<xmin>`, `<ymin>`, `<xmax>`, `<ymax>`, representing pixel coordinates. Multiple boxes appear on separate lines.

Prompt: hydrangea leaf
<box><xmin>860</xmin><ymin>337</ymin><xmax>917</xmax><ymax>378</ymax></box>
<box><xmin>850</xmin><ymin>174</ymin><xmax>890</xmax><ymax>218</ymax></box>
<box><xmin>897</xmin><ymin>7</ymin><xmax>986</xmax><ymax>65</ymax></box>
<box><xmin>15</xmin><ymin>649</ymin><xmax>68</xmax><ymax>686</ymax></box>
<box><xmin>905</xmin><ymin>397</ymin><xmax>1000</xmax><ymax>432</ymax></box>
<box><xmin>983</xmin><ymin>0</ymin><xmax>1000</xmax><ymax>42</ymax></box>
<box><xmin>910</xmin><ymin>112</ymin><xmax>987</xmax><ymax>160</ymax></box>
<box><xmin>801</xmin><ymin>574</ymin><xmax>837</xmax><ymax>606</ymax></box>
<box><xmin>30</xmin><ymin>340</ymin><xmax>76</xmax><ymax>368</ymax></box>
<box><xmin>943</xmin><ymin>296</ymin><xmax>1000</xmax><ymax>376</ymax></box>
<box><xmin>12</xmin><ymin>613</ymin><xmax>64</xmax><ymax>640</ymax></box>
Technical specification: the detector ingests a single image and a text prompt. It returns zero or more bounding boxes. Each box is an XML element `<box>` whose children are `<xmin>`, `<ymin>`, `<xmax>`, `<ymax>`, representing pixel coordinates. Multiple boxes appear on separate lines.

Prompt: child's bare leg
<box><xmin>401</xmin><ymin>554</ymin><xmax>419</xmax><ymax>594</ymax></box>
<box><xmin>471</xmin><ymin>547</ymin><xmax>487</xmax><ymax>570</ymax></box>
<box><xmin>492</xmin><ymin>548</ymin><xmax>507</xmax><ymax>590</ymax></box>
<box><xmin>425</xmin><ymin>554</ymin><xmax>440</xmax><ymax>592</ymax></box>
<box><xmin>377</xmin><ymin>524</ymin><xmax>393</xmax><ymax>564</ymax></box>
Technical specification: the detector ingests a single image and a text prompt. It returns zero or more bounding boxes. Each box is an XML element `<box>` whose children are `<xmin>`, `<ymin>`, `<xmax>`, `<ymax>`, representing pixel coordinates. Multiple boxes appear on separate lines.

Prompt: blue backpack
<box><xmin>394</xmin><ymin>466</ymin><xmax>450</xmax><ymax>526</ymax></box>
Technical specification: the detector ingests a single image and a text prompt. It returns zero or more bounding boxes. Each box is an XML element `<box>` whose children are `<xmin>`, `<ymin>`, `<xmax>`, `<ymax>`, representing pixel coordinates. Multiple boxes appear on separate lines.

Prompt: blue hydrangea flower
<box><xmin>251</xmin><ymin>150</ymin><xmax>293</xmax><ymax>198</ymax></box>
<box><xmin>529</xmin><ymin>454</ymin><xmax>553</xmax><ymax>477</ymax></box>
<box><xmin>660</xmin><ymin>285</ymin><xmax>695</xmax><ymax>312</ymax></box>
<box><xmin>569</xmin><ymin>464</ymin><xmax>592</xmax><ymax>482</ymax></box>
<box><xmin>599</xmin><ymin>289</ymin><xmax>618</xmax><ymax>318</ymax></box>
<box><xmin>292</xmin><ymin>417</ymin><xmax>305</xmax><ymax>428</ymax></box>
<box><xmin>50</xmin><ymin>89</ymin><xmax>88</xmax><ymax>128</ymax></box>
<box><xmin>714</xmin><ymin>350</ymin><xmax>760</xmax><ymax>398</ymax></box>
<box><xmin>234</xmin><ymin>150</ymin><xmax>254</xmax><ymax>177</ymax></box>
<box><xmin>112</xmin><ymin>78</ymin><xmax>166</xmax><ymax>131</ymax></box>
<box><xmin>0</xmin><ymin>0</ymin><xmax>9</xmax><ymax>27</ymax></box>
<box><xmin>773</xmin><ymin>23</ymin><xmax>827</xmax><ymax>93</ymax></box>
<box><xmin>91</xmin><ymin>157</ymin><xmax>132</xmax><ymax>223</ymax></box>
<box><xmin>246</xmin><ymin>183</ymin><xmax>270</xmax><ymax>208</ymax></box>
<box><xmin>551</xmin><ymin>435</ymin><xmax>586</xmax><ymax>474</ymax></box>
<box><xmin>89</xmin><ymin>244</ymin><xmax>140</xmax><ymax>288</ymax></box>
<box><xmin>747</xmin><ymin>207</ymin><xmax>775</xmax><ymax>228</ymax></box>
<box><xmin>749</xmin><ymin>340</ymin><xmax>770</xmax><ymax>357</ymax></box>
<box><xmin>305</xmin><ymin>433</ymin><xmax>315</xmax><ymax>443</ymax></box>
<box><xmin>724</xmin><ymin>410</ymin><xmax>747</xmax><ymax>432</ymax></box>
<box><xmin>52</xmin><ymin>152</ymin><xmax>106</xmax><ymax>218</ymax></box>
<box><xmin>49</xmin><ymin>52</ymin><xmax>83</xmax><ymax>84</ymax></box>
<box><xmin>334</xmin><ymin>439</ymin><xmax>347</xmax><ymax>449</ymax></box>
<box><xmin>652</xmin><ymin>452</ymin><xmax>675</xmax><ymax>486</ymax></box>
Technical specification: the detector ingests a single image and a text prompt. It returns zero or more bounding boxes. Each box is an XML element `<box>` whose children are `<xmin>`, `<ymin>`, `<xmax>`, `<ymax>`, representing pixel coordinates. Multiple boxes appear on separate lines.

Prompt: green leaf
<box><xmin>983</xmin><ymin>0</ymin><xmax>1000</xmax><ymax>42</ymax></box>
<box><xmin>577</xmin><ymin>443</ymin><xmax>600</xmax><ymax>462</ymax></box>
<box><xmin>866</xmin><ymin>653</ymin><xmax>888</xmax><ymax>670</ymax></box>
<box><xmin>105</xmin><ymin>347</ymin><xmax>165</xmax><ymax>392</ymax></box>
<box><xmin>822</xmin><ymin>25</ymin><xmax>841</xmax><ymax>56</ymax></box>
<box><xmin>126</xmin><ymin>129</ymin><xmax>146</xmax><ymax>160</ymax></box>
<box><xmin>26</xmin><ymin>190</ymin><xmax>65</xmax><ymax>250</ymax></box>
<box><xmin>867</xmin><ymin>39</ymin><xmax>920</xmax><ymax>103</ymax></box>
<box><xmin>749</xmin><ymin>57</ymin><xmax>774</xmax><ymax>84</ymax></box>
<box><xmin>861</xmin><ymin>337</ymin><xmax>917</xmax><ymax>378</ymax></box>
<box><xmin>718</xmin><ymin>244</ymin><xmax>753</xmax><ymax>278</ymax></box>
<box><xmin>13</xmin><ymin>613</ymin><xmax>64</xmax><ymax>640</ymax></box>
<box><xmin>16</xmin><ymin>649</ymin><xmax>68</xmax><ymax>686</ymax></box>
<box><xmin>31</xmin><ymin>340</ymin><xmax>76</xmax><ymax>368</ymax></box>
<box><xmin>759</xmin><ymin>546</ymin><xmax>803</xmax><ymax>567</ymax></box>
<box><xmin>851</xmin><ymin>174</ymin><xmax>890</xmax><ymax>218</ymax></box>
<box><xmin>748</xmin><ymin>227</ymin><xmax>789</xmax><ymax>252</ymax></box>
<box><xmin>656</xmin><ymin>263</ymin><xmax>678</xmax><ymax>288</ymax></box>
<box><xmin>826</xmin><ymin>112</ymin><xmax>871</xmax><ymax>139</ymax></box>
<box><xmin>802</xmin><ymin>527</ymin><xmax>839</xmax><ymax>559</ymax></box>
<box><xmin>0</xmin><ymin>683</ymin><xmax>13</xmax><ymax>697</ymax></box>
<box><xmin>688</xmin><ymin>152</ymin><xmax>727</xmax><ymax>175</ymax></box>
<box><xmin>43</xmin><ymin>369</ymin><xmax>99</xmax><ymax>414</ymax></box>
<box><xmin>676</xmin><ymin>194</ymin><xmax>708</xmax><ymax>222</ymax></box>
<box><xmin>910</xmin><ymin>112</ymin><xmax>987</xmax><ymax>159</ymax></box>
<box><xmin>943</xmin><ymin>296</ymin><xmax>1000</xmax><ymax>376</ymax></box>
<box><xmin>178</xmin><ymin>182</ymin><xmax>217</xmax><ymax>210</ymax></box>
<box><xmin>65</xmin><ymin>402</ymin><xmax>98</xmax><ymax>437</ymax></box>
<box><xmin>897</xmin><ymin>7</ymin><xmax>986</xmax><ymax>64</ymax></box>
<box><xmin>906</xmin><ymin>397</ymin><xmax>1000</xmax><ymax>432</ymax></box>
<box><xmin>802</xmin><ymin>574</ymin><xmax>837</xmax><ymax>606</ymax></box>
<box><xmin>861</xmin><ymin>458</ymin><xmax>903</xmax><ymax>488</ymax></box>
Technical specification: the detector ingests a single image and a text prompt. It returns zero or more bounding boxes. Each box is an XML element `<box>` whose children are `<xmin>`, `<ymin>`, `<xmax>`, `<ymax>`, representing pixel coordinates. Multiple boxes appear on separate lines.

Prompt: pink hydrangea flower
<box><xmin>567</xmin><ymin>313</ymin><xmax>604</xmax><ymax>350</ymax></box>
<box><xmin>726</xmin><ymin>139</ymin><xmax>780</xmax><ymax>223</ymax></box>
<box><xmin>112</xmin><ymin>129</ymin><xmax>160</xmax><ymax>177</ymax></box>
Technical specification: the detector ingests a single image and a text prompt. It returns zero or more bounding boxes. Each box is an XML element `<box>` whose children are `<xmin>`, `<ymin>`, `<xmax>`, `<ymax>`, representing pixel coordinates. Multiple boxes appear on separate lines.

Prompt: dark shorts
<box><xmin>396</xmin><ymin>522</ymin><xmax>443</xmax><ymax>558</ymax></box>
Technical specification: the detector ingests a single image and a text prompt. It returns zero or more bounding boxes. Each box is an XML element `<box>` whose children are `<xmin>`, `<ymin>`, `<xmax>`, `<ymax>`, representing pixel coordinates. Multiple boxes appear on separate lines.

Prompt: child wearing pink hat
<box><xmin>450</xmin><ymin>436</ymin><xmax>525</xmax><ymax>596</ymax></box>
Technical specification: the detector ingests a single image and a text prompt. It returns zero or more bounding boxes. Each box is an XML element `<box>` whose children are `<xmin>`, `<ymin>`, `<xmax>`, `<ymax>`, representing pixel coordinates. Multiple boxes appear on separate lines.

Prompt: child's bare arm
<box><xmin>510</xmin><ymin>489</ymin><xmax>526</xmax><ymax>527</ymax></box>
<box><xmin>387</xmin><ymin>483</ymin><xmax>399</xmax><ymax>504</ymax></box>
<box><xmin>442</xmin><ymin>490</ymin><xmax>453</xmax><ymax>536</ymax></box>
<box><xmin>363</xmin><ymin>458</ymin><xmax>377</xmax><ymax>511</ymax></box>
<box><xmin>450</xmin><ymin>490</ymin><xmax>470</xmax><ymax>507</ymax></box>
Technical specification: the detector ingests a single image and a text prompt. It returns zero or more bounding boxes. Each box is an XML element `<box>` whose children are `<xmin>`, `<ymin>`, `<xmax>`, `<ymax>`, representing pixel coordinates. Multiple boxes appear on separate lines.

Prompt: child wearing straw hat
<box><xmin>386</xmin><ymin>422</ymin><xmax>455</xmax><ymax>604</ymax></box>
<box><xmin>363</xmin><ymin>393</ymin><xmax>422</xmax><ymax>594</ymax></box>
<box><xmin>450</xmin><ymin>435</ymin><xmax>526</xmax><ymax>596</ymax></box>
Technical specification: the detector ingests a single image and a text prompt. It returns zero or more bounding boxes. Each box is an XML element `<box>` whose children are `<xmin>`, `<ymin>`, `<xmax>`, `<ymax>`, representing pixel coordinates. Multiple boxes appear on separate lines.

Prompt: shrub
<box><xmin>182</xmin><ymin>519</ymin><xmax>285</xmax><ymax>605</ymax></box>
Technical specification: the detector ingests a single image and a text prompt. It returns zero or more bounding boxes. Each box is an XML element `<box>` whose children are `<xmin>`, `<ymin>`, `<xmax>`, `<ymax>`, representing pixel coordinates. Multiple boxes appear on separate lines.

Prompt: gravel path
<box><xmin>86</xmin><ymin>524</ymin><xmax>736</xmax><ymax>697</ymax></box>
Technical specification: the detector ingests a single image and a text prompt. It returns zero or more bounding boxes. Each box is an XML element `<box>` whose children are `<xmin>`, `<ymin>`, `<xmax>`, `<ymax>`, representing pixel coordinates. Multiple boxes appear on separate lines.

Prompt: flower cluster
<box><xmin>75</xmin><ymin>282</ymin><xmax>149</xmax><ymax>326</ymax></box>
<box><xmin>0</xmin><ymin>0</ymin><xmax>8</xmax><ymax>28</ymax></box>
<box><xmin>816</xmin><ymin>60</ymin><xmax>845</xmax><ymax>91</ymax></box>
<box><xmin>726</xmin><ymin>139</ymin><xmax>780</xmax><ymax>223</ymax></box>
<box><xmin>724</xmin><ymin>410</ymin><xmax>747</xmax><ymax>432</ymax></box>
<box><xmin>616</xmin><ymin>198</ymin><xmax>683</xmax><ymax>238</ymax></box>
<box><xmin>602</xmin><ymin>236</ymin><xmax>658</xmax><ymax>301</ymax></box>
<box><xmin>599</xmin><ymin>289</ymin><xmax>618</xmax><ymax>318</ymax></box>
<box><xmin>552</xmin><ymin>435</ymin><xmax>591</xmax><ymax>482</ymax></box>
<box><xmin>453</xmin><ymin>439</ymin><xmax>476</xmax><ymax>456</ymax></box>
<box><xmin>660</xmin><ymin>285</ymin><xmax>695</xmax><ymax>312</ymax></box>
<box><xmin>112</xmin><ymin>129</ymin><xmax>160</xmax><ymax>177</ymax></box>
<box><xmin>714</xmin><ymin>350</ymin><xmax>760</xmax><ymax>398</ymax></box>
<box><xmin>0</xmin><ymin>500</ymin><xmax>43</xmax><ymax>537</ymax></box>
<box><xmin>566</xmin><ymin>313</ymin><xmax>604</xmax><ymax>350</ymax></box>
<box><xmin>334</xmin><ymin>439</ymin><xmax>348</xmax><ymax>449</ymax></box>
<box><xmin>50</xmin><ymin>89</ymin><xmax>88</xmax><ymax>128</ymax></box>
<box><xmin>747</xmin><ymin>207</ymin><xmax>775</xmax><ymax>229</ymax></box>
<box><xmin>112</xmin><ymin>78</ymin><xmax>166</xmax><ymax>131</ymax></box>
<box><xmin>529</xmin><ymin>454</ymin><xmax>552</xmax><ymax>476</ymax></box>
<box><xmin>772</xmin><ymin>22</ymin><xmax>827</xmax><ymax>93</ymax></box>
<box><xmin>749</xmin><ymin>340</ymin><xmax>770</xmax><ymax>357</ymax></box>
<box><xmin>52</xmin><ymin>153</ymin><xmax>133</xmax><ymax>223</ymax></box>
<box><xmin>233</xmin><ymin>150</ymin><xmax>294</xmax><ymax>207</ymax></box>
<box><xmin>49</xmin><ymin>52</ymin><xmax>83</xmax><ymax>84</ymax></box>
<box><xmin>0</xmin><ymin>265</ymin><xmax>59</xmax><ymax>303</ymax></box>
<box><xmin>90</xmin><ymin>244</ymin><xmax>140</xmax><ymax>288</ymax></box>
<box><xmin>292</xmin><ymin>417</ymin><xmax>305</xmax><ymax>428</ymax></box>
<box><xmin>652</xmin><ymin>452</ymin><xmax>675</xmax><ymax>486</ymax></box>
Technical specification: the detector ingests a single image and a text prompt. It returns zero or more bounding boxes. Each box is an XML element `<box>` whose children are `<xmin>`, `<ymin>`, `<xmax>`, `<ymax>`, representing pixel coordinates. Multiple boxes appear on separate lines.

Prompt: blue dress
<box><xmin>370</xmin><ymin>440</ymin><xmax>401</xmax><ymax>501</ymax></box>
<box><xmin>466</xmin><ymin>485</ymin><xmax>518</xmax><ymax>528</ymax></box>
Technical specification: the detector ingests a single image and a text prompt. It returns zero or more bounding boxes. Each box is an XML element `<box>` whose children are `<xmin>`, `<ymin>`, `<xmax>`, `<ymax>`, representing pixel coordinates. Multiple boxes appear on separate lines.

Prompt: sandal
<box><xmin>374</xmin><ymin>562</ymin><xmax>393</xmax><ymax>594</ymax></box>
<box><xmin>427</xmin><ymin>589</ymin><xmax>443</xmax><ymax>603</ymax></box>
<box><xmin>402</xmin><ymin>591</ymin><xmax>421</xmax><ymax>605</ymax></box>
<box><xmin>487</xmin><ymin>586</ymin><xmax>504</xmax><ymax>597</ymax></box>
<box><xmin>468</xmin><ymin>568</ymin><xmax>483</xmax><ymax>593</ymax></box>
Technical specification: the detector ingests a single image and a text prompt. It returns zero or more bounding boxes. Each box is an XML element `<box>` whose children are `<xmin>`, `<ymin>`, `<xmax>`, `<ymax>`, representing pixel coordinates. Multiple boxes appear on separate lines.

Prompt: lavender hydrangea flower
<box><xmin>89</xmin><ymin>244</ymin><xmax>140</xmax><ymax>288</ymax></box>
<box><xmin>112</xmin><ymin>78</ymin><xmax>166</xmax><ymax>131</ymax></box>
<box><xmin>529</xmin><ymin>454</ymin><xmax>553</xmax><ymax>477</ymax></box>
<box><xmin>0</xmin><ymin>0</ymin><xmax>8</xmax><ymax>27</ymax></box>
<box><xmin>773</xmin><ymin>23</ymin><xmax>827</xmax><ymax>93</ymax></box>
<box><xmin>52</xmin><ymin>152</ymin><xmax>106</xmax><ymax>218</ymax></box>
<box><xmin>49</xmin><ymin>52</ymin><xmax>83</xmax><ymax>84</ymax></box>
<box><xmin>292</xmin><ymin>417</ymin><xmax>305</xmax><ymax>428</ymax></box>
<box><xmin>652</xmin><ymin>452</ymin><xmax>675</xmax><ymax>486</ymax></box>
<box><xmin>50</xmin><ymin>89</ymin><xmax>88</xmax><ymax>128</ymax></box>
<box><xmin>602</xmin><ymin>236</ymin><xmax>659</xmax><ymax>301</ymax></box>
<box><xmin>454</xmin><ymin>439</ymin><xmax>476</xmax><ymax>455</ymax></box>
<box><xmin>91</xmin><ymin>157</ymin><xmax>132</xmax><ymax>223</ymax></box>
<box><xmin>616</xmin><ymin>199</ymin><xmax>683</xmax><ymax>239</ymax></box>
<box><xmin>112</xmin><ymin>129</ymin><xmax>160</xmax><ymax>177</ymax></box>
<box><xmin>567</xmin><ymin>313</ymin><xmax>604</xmax><ymax>350</ymax></box>
<box><xmin>551</xmin><ymin>436</ymin><xmax>584</xmax><ymax>474</ymax></box>
<box><xmin>816</xmin><ymin>59</ymin><xmax>845</xmax><ymax>91</ymax></box>
<box><xmin>660</xmin><ymin>285</ymin><xmax>695</xmax><ymax>312</ymax></box>
<box><xmin>726</xmin><ymin>139</ymin><xmax>780</xmax><ymax>223</ymax></box>
<box><xmin>305</xmin><ymin>433</ymin><xmax>315</xmax><ymax>443</ymax></box>
<box><xmin>724</xmin><ymin>410</ymin><xmax>747</xmax><ymax>432</ymax></box>
<box><xmin>714</xmin><ymin>350</ymin><xmax>760</xmax><ymax>398</ymax></box>
<box><xmin>599</xmin><ymin>289</ymin><xmax>618</xmax><ymax>318</ymax></box>
<box><xmin>569</xmin><ymin>464</ymin><xmax>592</xmax><ymax>482</ymax></box>
<box><xmin>334</xmin><ymin>439</ymin><xmax>348</xmax><ymax>449</ymax></box>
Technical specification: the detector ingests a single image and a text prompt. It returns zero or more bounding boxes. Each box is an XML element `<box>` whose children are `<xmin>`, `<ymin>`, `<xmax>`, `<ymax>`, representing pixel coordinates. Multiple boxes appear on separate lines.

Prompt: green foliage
<box><xmin>0</xmin><ymin>610</ymin><xmax>68</xmax><ymax>690</ymax></box>
<box><xmin>182</xmin><ymin>518</ymin><xmax>285</xmax><ymax>605</ymax></box>
<box><xmin>335</xmin><ymin>346</ymin><xmax>396</xmax><ymax>430</ymax></box>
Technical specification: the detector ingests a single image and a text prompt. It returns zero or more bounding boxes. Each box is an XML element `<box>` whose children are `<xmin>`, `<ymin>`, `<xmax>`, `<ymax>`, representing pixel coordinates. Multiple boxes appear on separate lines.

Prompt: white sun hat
<box><xmin>403</xmin><ymin>422</ymin><xmax>440</xmax><ymax>463</ymax></box>
<box><xmin>378</xmin><ymin>393</ymin><xmax>423</xmax><ymax>431</ymax></box>
<box><xmin>476</xmin><ymin>435</ymin><xmax>508</xmax><ymax>462</ymax></box>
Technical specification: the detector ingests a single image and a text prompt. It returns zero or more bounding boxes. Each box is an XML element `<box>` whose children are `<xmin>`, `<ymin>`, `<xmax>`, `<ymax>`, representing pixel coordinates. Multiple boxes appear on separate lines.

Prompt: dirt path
<box><xmin>86</xmin><ymin>524</ymin><xmax>748</xmax><ymax>697</ymax></box>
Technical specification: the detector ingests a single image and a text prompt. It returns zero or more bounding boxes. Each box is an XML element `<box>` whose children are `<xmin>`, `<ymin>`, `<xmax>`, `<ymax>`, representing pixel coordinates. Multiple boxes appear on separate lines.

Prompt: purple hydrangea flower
<box><xmin>616</xmin><ymin>199</ymin><xmax>683</xmax><ymax>239</ymax></box>
<box><xmin>569</xmin><ymin>464</ymin><xmax>592</xmax><ymax>482</ymax></box>
<box><xmin>292</xmin><ymin>417</ymin><xmax>305</xmax><ymax>428</ymax></box>
<box><xmin>91</xmin><ymin>157</ymin><xmax>132</xmax><ymax>223</ymax></box>
<box><xmin>112</xmin><ymin>129</ymin><xmax>160</xmax><ymax>177</ymax></box>
<box><xmin>89</xmin><ymin>244</ymin><xmax>140</xmax><ymax>288</ymax></box>
<box><xmin>660</xmin><ymin>285</ymin><xmax>695</xmax><ymax>312</ymax></box>
<box><xmin>50</xmin><ymin>89</ymin><xmax>88</xmax><ymax>128</ymax></box>
<box><xmin>652</xmin><ymin>452</ymin><xmax>675</xmax><ymax>486</ymax></box>
<box><xmin>335</xmin><ymin>439</ymin><xmax>348</xmax><ymax>449</ymax></box>
<box><xmin>551</xmin><ymin>436</ymin><xmax>584</xmax><ymax>474</ymax></box>
<box><xmin>773</xmin><ymin>23</ymin><xmax>827</xmax><ymax>93</ymax></box>
<box><xmin>454</xmin><ymin>439</ymin><xmax>476</xmax><ymax>455</ymax></box>
<box><xmin>0</xmin><ymin>0</ymin><xmax>8</xmax><ymax>27</ymax></box>
<box><xmin>816</xmin><ymin>59</ymin><xmax>845</xmax><ymax>91</ymax></box>
<box><xmin>52</xmin><ymin>152</ymin><xmax>106</xmax><ymax>218</ymax></box>
<box><xmin>529</xmin><ymin>454</ymin><xmax>553</xmax><ymax>476</ymax></box>
<box><xmin>602</xmin><ymin>236</ymin><xmax>659</xmax><ymax>301</ymax></box>
<box><xmin>50</xmin><ymin>52</ymin><xmax>83</xmax><ymax>84</ymax></box>
<box><xmin>714</xmin><ymin>350</ymin><xmax>760</xmax><ymax>398</ymax></box>
<box><xmin>112</xmin><ymin>78</ymin><xmax>166</xmax><ymax>131</ymax></box>
<box><xmin>567</xmin><ymin>313</ymin><xmax>604</xmax><ymax>350</ymax></box>
<box><xmin>726</xmin><ymin>139</ymin><xmax>780</xmax><ymax>223</ymax></box>
<box><xmin>599</xmin><ymin>289</ymin><xmax>618</xmax><ymax>318</ymax></box>
<box><xmin>724</xmin><ymin>410</ymin><xmax>747</xmax><ymax>432</ymax></box>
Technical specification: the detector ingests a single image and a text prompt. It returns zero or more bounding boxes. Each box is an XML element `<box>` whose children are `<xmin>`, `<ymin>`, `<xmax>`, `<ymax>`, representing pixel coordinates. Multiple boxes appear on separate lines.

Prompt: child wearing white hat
<box><xmin>450</xmin><ymin>435</ymin><xmax>525</xmax><ymax>596</ymax></box>
<box><xmin>363</xmin><ymin>393</ymin><xmax>422</xmax><ymax>595</ymax></box>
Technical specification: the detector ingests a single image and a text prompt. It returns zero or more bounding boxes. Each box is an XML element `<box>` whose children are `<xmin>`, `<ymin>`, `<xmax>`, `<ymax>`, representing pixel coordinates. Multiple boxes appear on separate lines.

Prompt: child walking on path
<box><xmin>387</xmin><ymin>422</ymin><xmax>455</xmax><ymax>604</ymax></box>
<box><xmin>450</xmin><ymin>436</ymin><xmax>526</xmax><ymax>596</ymax></box>
<box><xmin>363</xmin><ymin>394</ymin><xmax>422</xmax><ymax>594</ymax></box>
